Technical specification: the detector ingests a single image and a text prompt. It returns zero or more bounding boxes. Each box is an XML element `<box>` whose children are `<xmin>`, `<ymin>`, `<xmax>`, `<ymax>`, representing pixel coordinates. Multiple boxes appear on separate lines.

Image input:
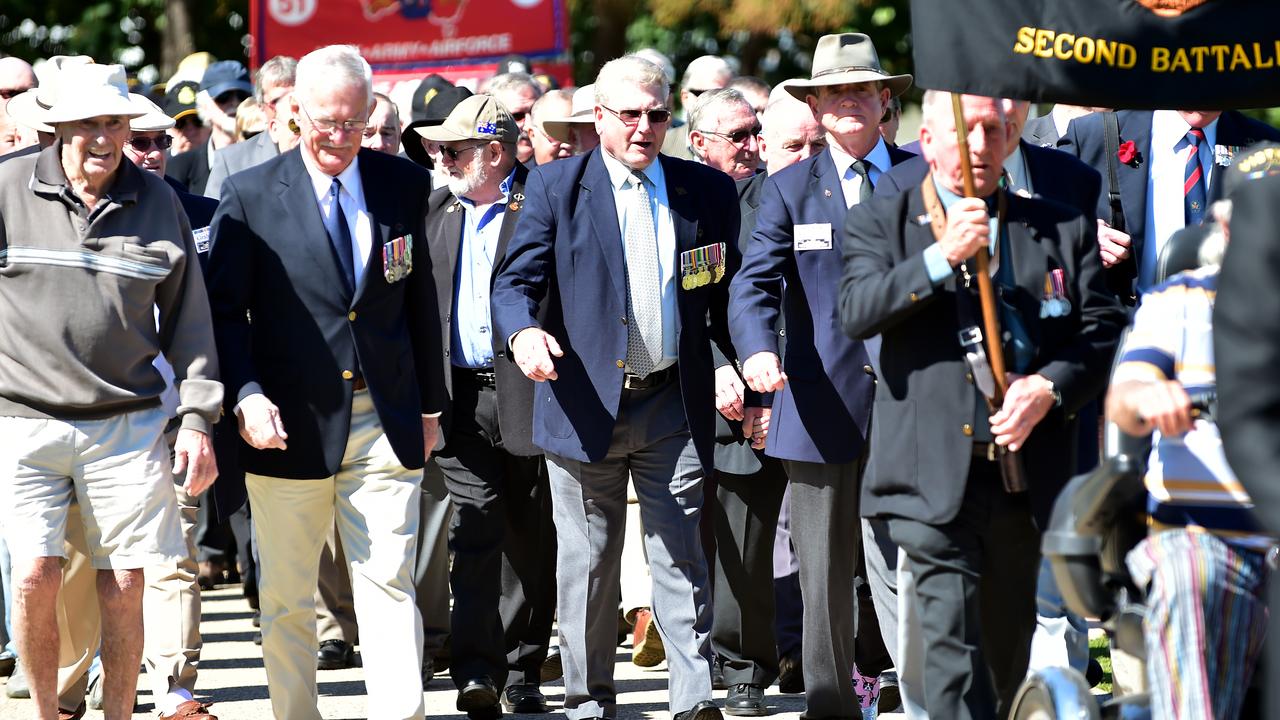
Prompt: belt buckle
<box><xmin>623</xmin><ymin>374</ymin><xmax>640</xmax><ymax>390</ymax></box>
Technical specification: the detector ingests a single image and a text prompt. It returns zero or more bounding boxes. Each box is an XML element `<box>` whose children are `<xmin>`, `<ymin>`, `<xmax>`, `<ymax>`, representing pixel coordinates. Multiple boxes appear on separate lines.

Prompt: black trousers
<box><xmin>886</xmin><ymin>458</ymin><xmax>1040</xmax><ymax>720</ymax></box>
<box><xmin>435</xmin><ymin>370</ymin><xmax>556</xmax><ymax>689</ymax></box>
<box><xmin>711</xmin><ymin>453</ymin><xmax>789</xmax><ymax>686</ymax></box>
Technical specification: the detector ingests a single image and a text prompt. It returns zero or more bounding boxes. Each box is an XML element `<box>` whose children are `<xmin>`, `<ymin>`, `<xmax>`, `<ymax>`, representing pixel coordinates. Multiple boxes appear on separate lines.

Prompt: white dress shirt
<box><xmin>1142</xmin><ymin>111</ymin><xmax>1218</xmax><ymax>293</ymax></box>
<box><xmin>300</xmin><ymin>152</ymin><xmax>374</xmax><ymax>282</ymax></box>
<box><xmin>827</xmin><ymin>136</ymin><xmax>892</xmax><ymax>209</ymax></box>
<box><xmin>600</xmin><ymin>150</ymin><xmax>679</xmax><ymax>369</ymax></box>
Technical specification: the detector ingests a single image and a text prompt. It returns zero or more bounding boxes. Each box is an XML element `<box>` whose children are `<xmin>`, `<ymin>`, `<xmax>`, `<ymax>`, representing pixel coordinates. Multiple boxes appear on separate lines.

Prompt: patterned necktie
<box><xmin>327</xmin><ymin>178</ymin><xmax>357</xmax><ymax>293</ymax></box>
<box><xmin>1183</xmin><ymin>128</ymin><xmax>1207</xmax><ymax>227</ymax></box>
<box><xmin>846</xmin><ymin>159</ymin><xmax>874</xmax><ymax>207</ymax></box>
<box><xmin>623</xmin><ymin>170</ymin><xmax>662</xmax><ymax>377</ymax></box>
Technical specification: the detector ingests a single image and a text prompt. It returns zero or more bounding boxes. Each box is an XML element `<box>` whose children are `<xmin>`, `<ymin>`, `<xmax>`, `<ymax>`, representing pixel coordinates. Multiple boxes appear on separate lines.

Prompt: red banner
<box><xmin>251</xmin><ymin>0</ymin><xmax>570</xmax><ymax>74</ymax></box>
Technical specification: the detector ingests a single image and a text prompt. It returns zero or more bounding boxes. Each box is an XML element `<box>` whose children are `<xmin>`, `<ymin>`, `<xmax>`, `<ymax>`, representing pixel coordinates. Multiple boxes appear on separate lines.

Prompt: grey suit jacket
<box><xmin>204</xmin><ymin>131</ymin><xmax>280</xmax><ymax>200</ymax></box>
<box><xmin>1022</xmin><ymin>114</ymin><xmax>1060</xmax><ymax>148</ymax></box>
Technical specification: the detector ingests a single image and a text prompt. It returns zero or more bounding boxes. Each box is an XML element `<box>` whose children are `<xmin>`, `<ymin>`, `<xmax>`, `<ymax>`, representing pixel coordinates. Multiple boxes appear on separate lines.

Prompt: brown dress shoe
<box><xmin>160</xmin><ymin>700</ymin><xmax>218</xmax><ymax>719</ymax></box>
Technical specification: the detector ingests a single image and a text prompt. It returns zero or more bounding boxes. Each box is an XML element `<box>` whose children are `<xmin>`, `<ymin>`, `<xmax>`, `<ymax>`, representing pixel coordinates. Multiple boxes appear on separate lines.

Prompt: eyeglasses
<box><xmin>700</xmin><ymin>125</ymin><xmax>762</xmax><ymax>146</ymax></box>
<box><xmin>299</xmin><ymin>103</ymin><xmax>369</xmax><ymax>135</ymax></box>
<box><xmin>600</xmin><ymin>105</ymin><xmax>672</xmax><ymax>126</ymax></box>
<box><xmin>440</xmin><ymin>142</ymin><xmax>487</xmax><ymax>162</ymax></box>
<box><xmin>126</xmin><ymin>135</ymin><xmax>174</xmax><ymax>152</ymax></box>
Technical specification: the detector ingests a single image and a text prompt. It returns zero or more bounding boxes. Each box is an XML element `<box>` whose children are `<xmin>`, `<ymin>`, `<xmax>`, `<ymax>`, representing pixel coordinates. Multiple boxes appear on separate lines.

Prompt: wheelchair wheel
<box><xmin>1010</xmin><ymin>667</ymin><xmax>1101</xmax><ymax>720</ymax></box>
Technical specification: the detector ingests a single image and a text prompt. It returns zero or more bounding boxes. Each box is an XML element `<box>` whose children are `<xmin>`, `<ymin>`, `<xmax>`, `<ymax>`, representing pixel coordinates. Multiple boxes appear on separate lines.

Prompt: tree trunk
<box><xmin>161</xmin><ymin>0</ymin><xmax>196</xmax><ymax>80</ymax></box>
<box><xmin>736</xmin><ymin>31</ymin><xmax>771</xmax><ymax>77</ymax></box>
<box><xmin>589</xmin><ymin>0</ymin><xmax>638</xmax><ymax>77</ymax></box>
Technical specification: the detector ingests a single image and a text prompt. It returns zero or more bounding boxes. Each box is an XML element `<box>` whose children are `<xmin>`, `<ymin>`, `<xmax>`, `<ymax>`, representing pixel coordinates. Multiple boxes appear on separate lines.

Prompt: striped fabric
<box><xmin>1127</xmin><ymin>529</ymin><xmax>1269</xmax><ymax>720</ymax></box>
<box><xmin>0</xmin><ymin>246</ymin><xmax>171</xmax><ymax>281</ymax></box>
<box><xmin>1113</xmin><ymin>267</ymin><xmax>1274</xmax><ymax>551</ymax></box>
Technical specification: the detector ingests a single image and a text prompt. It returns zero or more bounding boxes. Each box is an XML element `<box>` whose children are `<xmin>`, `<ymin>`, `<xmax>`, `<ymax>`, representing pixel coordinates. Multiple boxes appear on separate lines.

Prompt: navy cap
<box><xmin>201</xmin><ymin>60</ymin><xmax>253</xmax><ymax>101</ymax></box>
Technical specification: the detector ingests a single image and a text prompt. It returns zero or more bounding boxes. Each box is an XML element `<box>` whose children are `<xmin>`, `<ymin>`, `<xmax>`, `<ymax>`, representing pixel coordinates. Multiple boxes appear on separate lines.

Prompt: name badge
<box><xmin>193</xmin><ymin>226</ymin><xmax>211</xmax><ymax>255</ymax></box>
<box><xmin>383</xmin><ymin>234</ymin><xmax>414</xmax><ymax>284</ymax></box>
<box><xmin>794</xmin><ymin>222</ymin><xmax>833</xmax><ymax>251</ymax></box>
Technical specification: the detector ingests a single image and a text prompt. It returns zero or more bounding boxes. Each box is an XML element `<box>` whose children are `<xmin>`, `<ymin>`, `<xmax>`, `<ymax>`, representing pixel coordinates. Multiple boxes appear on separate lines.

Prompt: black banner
<box><xmin>910</xmin><ymin>0</ymin><xmax>1280</xmax><ymax>110</ymax></box>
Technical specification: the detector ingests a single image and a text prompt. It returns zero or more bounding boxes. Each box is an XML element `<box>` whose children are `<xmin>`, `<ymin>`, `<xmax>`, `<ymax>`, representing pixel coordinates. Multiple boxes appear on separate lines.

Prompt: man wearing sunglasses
<box><xmin>688</xmin><ymin>88</ymin><xmax>760</xmax><ymax>182</ymax></box>
<box><xmin>483</xmin><ymin>72</ymin><xmax>542</xmax><ymax>166</ymax></box>
<box><xmin>729</xmin><ymin>32</ymin><xmax>916</xmax><ymax>720</ymax></box>
<box><xmin>493</xmin><ymin>54</ymin><xmax>741</xmax><ymax>720</ymax></box>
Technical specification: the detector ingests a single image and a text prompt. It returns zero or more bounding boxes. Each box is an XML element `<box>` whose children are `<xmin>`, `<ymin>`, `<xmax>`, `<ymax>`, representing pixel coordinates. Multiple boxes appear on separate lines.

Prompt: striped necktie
<box><xmin>1182</xmin><ymin>128</ymin><xmax>1207</xmax><ymax>227</ymax></box>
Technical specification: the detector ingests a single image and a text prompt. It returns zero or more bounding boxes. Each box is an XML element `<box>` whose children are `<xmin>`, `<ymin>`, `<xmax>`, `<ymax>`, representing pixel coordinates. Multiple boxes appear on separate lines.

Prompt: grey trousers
<box><xmin>780</xmin><ymin>458</ymin><xmax>863</xmax><ymax>720</ymax></box>
<box><xmin>545</xmin><ymin>380</ymin><xmax>713</xmax><ymax>720</ymax></box>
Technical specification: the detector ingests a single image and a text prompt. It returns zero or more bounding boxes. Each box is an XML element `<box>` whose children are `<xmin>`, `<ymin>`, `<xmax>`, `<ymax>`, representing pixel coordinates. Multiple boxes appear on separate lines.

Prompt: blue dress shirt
<box><xmin>452</xmin><ymin>168</ymin><xmax>516</xmax><ymax>368</ymax></box>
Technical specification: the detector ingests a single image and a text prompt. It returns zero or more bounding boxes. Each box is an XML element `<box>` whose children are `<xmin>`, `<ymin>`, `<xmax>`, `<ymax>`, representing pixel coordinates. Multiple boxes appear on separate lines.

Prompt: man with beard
<box><xmin>413</xmin><ymin>93</ymin><xmax>557</xmax><ymax>718</ymax></box>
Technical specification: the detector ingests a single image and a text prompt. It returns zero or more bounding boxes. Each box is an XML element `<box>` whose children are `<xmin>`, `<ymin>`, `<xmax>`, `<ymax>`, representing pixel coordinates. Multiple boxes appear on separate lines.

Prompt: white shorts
<box><xmin>0</xmin><ymin>407</ymin><xmax>185</xmax><ymax>569</ymax></box>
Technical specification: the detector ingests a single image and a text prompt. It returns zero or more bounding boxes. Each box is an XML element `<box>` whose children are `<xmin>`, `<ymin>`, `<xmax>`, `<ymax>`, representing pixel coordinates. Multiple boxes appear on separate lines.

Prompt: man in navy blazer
<box><xmin>491</xmin><ymin>55</ymin><xmax>739</xmax><ymax>720</ymax></box>
<box><xmin>1058</xmin><ymin>108</ymin><xmax>1280</xmax><ymax>301</ymax></box>
<box><xmin>728</xmin><ymin>33</ymin><xmax>912</xmax><ymax>718</ymax></box>
<box><xmin>205</xmin><ymin>46</ymin><xmax>444</xmax><ymax>720</ymax></box>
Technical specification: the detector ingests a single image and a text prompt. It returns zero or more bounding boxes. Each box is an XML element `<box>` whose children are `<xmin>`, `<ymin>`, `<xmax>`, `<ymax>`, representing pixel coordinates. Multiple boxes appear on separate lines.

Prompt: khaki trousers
<box><xmin>247</xmin><ymin>390</ymin><xmax>425</xmax><ymax>720</ymax></box>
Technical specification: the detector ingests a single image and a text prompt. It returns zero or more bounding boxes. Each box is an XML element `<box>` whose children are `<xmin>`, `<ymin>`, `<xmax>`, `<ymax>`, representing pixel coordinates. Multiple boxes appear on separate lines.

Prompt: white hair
<box><xmin>255</xmin><ymin>56</ymin><xmax>297</xmax><ymax>103</ymax></box>
<box><xmin>294</xmin><ymin>45</ymin><xmax>373</xmax><ymax>108</ymax></box>
<box><xmin>633</xmin><ymin>48</ymin><xmax>676</xmax><ymax>86</ymax></box>
<box><xmin>681</xmin><ymin>55</ymin><xmax>733</xmax><ymax>91</ymax></box>
<box><xmin>594</xmin><ymin>56</ymin><xmax>668</xmax><ymax>106</ymax></box>
<box><xmin>485</xmin><ymin>72</ymin><xmax>543</xmax><ymax>100</ymax></box>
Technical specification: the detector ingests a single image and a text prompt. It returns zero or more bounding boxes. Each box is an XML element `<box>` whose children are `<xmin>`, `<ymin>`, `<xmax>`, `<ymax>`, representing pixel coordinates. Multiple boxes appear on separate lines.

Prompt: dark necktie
<box><xmin>1183</xmin><ymin>128</ymin><xmax>1207</xmax><ymax>227</ymax></box>
<box><xmin>327</xmin><ymin>178</ymin><xmax>357</xmax><ymax>294</ymax></box>
<box><xmin>847</xmin><ymin>159</ymin><xmax>874</xmax><ymax>207</ymax></box>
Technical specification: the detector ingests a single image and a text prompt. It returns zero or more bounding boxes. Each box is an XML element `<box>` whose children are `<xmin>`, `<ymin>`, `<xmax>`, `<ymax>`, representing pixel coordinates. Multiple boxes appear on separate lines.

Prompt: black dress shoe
<box><xmin>711</xmin><ymin>659</ymin><xmax>726</xmax><ymax>691</ymax></box>
<box><xmin>540</xmin><ymin>647</ymin><xmax>563</xmax><ymax>683</ymax></box>
<box><xmin>457</xmin><ymin>677</ymin><xmax>502</xmax><ymax>719</ymax></box>
<box><xmin>316</xmin><ymin>639</ymin><xmax>355</xmax><ymax>670</ymax></box>
<box><xmin>673</xmin><ymin>700</ymin><xmax>722</xmax><ymax>720</ymax></box>
<box><xmin>776</xmin><ymin>654</ymin><xmax>803</xmax><ymax>694</ymax></box>
<box><xmin>501</xmin><ymin>683</ymin><xmax>549</xmax><ymax>713</ymax></box>
<box><xmin>725</xmin><ymin>684</ymin><xmax>766</xmax><ymax>717</ymax></box>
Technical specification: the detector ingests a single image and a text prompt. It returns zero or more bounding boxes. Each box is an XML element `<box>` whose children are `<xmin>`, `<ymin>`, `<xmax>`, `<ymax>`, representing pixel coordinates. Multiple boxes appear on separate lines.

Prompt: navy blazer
<box><xmin>490</xmin><ymin>148</ymin><xmax>741</xmax><ymax>474</ymax></box>
<box><xmin>729</xmin><ymin>145</ymin><xmax>914</xmax><ymax>464</ymax></box>
<box><xmin>1059</xmin><ymin>110</ymin><xmax>1280</xmax><ymax>296</ymax></box>
<box><xmin>840</xmin><ymin>189</ymin><xmax>1126</xmax><ymax>526</ymax></box>
<box><xmin>206</xmin><ymin>148</ymin><xmax>446</xmax><ymax>480</ymax></box>
<box><xmin>875</xmin><ymin>141</ymin><xmax>1102</xmax><ymax>223</ymax></box>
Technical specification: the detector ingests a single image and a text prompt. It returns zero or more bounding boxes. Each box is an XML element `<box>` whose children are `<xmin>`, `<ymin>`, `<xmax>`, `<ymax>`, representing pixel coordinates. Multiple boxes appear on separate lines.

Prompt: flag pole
<box><xmin>950</xmin><ymin>93</ymin><xmax>1008</xmax><ymax>404</ymax></box>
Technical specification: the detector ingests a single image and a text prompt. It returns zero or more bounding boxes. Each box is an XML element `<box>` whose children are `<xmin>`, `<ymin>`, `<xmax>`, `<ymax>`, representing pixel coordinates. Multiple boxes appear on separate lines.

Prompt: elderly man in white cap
<box><xmin>0</xmin><ymin>63</ymin><xmax>222</xmax><ymax>720</ymax></box>
<box><xmin>1</xmin><ymin>56</ymin><xmax>95</xmax><ymax>165</ymax></box>
<box><xmin>540</xmin><ymin>84</ymin><xmax>598</xmax><ymax>155</ymax></box>
<box><xmin>729</xmin><ymin>33</ymin><xmax>914</xmax><ymax>719</ymax></box>
<box><xmin>528</xmin><ymin>89</ymin><xmax>574</xmax><ymax>165</ymax></box>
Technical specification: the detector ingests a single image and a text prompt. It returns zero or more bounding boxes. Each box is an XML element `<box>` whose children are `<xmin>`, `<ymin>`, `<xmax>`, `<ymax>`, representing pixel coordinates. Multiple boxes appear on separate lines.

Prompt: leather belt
<box><xmin>453</xmin><ymin>366</ymin><xmax>497</xmax><ymax>387</ymax></box>
<box><xmin>623</xmin><ymin>365</ymin><xmax>677</xmax><ymax>391</ymax></box>
<box><xmin>352</xmin><ymin>377</ymin><xmax>368</xmax><ymax>391</ymax></box>
<box><xmin>971</xmin><ymin>442</ymin><xmax>998</xmax><ymax>462</ymax></box>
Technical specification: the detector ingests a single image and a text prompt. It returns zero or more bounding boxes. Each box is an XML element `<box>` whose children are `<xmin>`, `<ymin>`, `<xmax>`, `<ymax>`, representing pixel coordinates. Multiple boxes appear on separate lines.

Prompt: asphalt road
<box><xmin>0</xmin><ymin>585</ymin><xmax>906</xmax><ymax>719</ymax></box>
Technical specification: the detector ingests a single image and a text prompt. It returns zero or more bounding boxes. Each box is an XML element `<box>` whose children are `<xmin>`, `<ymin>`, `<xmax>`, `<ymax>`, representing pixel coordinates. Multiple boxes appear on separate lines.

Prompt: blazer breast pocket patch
<box><xmin>383</xmin><ymin>234</ymin><xmax>413</xmax><ymax>283</ymax></box>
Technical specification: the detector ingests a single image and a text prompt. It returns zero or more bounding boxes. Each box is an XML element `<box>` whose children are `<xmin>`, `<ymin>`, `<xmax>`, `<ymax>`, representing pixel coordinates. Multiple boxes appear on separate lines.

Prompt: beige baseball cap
<box><xmin>414</xmin><ymin>94</ymin><xmax>518</xmax><ymax>143</ymax></box>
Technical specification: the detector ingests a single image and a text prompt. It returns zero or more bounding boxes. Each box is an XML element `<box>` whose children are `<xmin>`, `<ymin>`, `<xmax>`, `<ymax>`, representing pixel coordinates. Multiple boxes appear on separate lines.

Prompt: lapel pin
<box><xmin>675</xmin><ymin>186</ymin><xmax>688</xmax><ymax>196</ymax></box>
<box><xmin>824</xmin><ymin>189</ymin><xmax>832</xmax><ymax>197</ymax></box>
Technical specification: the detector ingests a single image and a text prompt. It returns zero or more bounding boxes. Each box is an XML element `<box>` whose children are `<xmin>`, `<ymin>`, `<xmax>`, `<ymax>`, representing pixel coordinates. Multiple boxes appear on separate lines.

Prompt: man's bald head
<box><xmin>760</xmin><ymin>96</ymin><xmax>825</xmax><ymax>175</ymax></box>
<box><xmin>0</xmin><ymin>57</ymin><xmax>36</xmax><ymax>119</ymax></box>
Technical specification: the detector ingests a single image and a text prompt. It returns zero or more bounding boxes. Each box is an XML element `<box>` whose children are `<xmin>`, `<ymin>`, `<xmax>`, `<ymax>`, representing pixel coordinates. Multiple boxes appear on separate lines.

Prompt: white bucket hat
<box><xmin>4</xmin><ymin>55</ymin><xmax>95</xmax><ymax>134</ymax></box>
<box><xmin>541</xmin><ymin>84</ymin><xmax>595</xmax><ymax>141</ymax></box>
<box><xmin>38</xmin><ymin>63</ymin><xmax>144</xmax><ymax>125</ymax></box>
<box><xmin>128</xmin><ymin>93</ymin><xmax>176</xmax><ymax>132</ymax></box>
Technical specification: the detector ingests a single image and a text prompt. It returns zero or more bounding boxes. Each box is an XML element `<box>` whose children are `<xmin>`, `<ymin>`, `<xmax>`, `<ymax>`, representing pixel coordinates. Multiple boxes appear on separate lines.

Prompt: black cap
<box><xmin>163</xmin><ymin>80</ymin><xmax>201</xmax><ymax>122</ymax></box>
<box><xmin>410</xmin><ymin>74</ymin><xmax>454</xmax><ymax>124</ymax></box>
<box><xmin>403</xmin><ymin>85</ymin><xmax>475</xmax><ymax>168</ymax></box>
<box><xmin>201</xmin><ymin>60</ymin><xmax>253</xmax><ymax>101</ymax></box>
<box><xmin>495</xmin><ymin>54</ymin><xmax>533</xmax><ymax>76</ymax></box>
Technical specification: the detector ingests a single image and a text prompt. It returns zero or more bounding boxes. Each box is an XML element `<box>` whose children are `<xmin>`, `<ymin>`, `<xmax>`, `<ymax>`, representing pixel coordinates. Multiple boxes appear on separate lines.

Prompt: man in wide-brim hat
<box><xmin>727</xmin><ymin>31</ymin><xmax>915</xmax><ymax>718</ymax></box>
<box><xmin>0</xmin><ymin>61</ymin><xmax>222</xmax><ymax>720</ymax></box>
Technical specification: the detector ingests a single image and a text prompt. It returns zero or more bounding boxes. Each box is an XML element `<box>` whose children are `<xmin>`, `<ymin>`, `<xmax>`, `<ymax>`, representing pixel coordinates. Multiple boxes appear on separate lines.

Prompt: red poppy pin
<box><xmin>1116</xmin><ymin>140</ymin><xmax>1141</xmax><ymax>167</ymax></box>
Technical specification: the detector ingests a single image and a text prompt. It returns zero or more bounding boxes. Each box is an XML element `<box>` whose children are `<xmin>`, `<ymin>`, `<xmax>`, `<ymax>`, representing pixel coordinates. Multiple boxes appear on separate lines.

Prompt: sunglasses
<box><xmin>600</xmin><ymin>105</ymin><xmax>672</xmax><ymax>126</ymax></box>
<box><xmin>510</xmin><ymin>111</ymin><xmax>528</xmax><ymax>122</ymax></box>
<box><xmin>126</xmin><ymin>135</ymin><xmax>173</xmax><ymax>152</ymax></box>
<box><xmin>700</xmin><ymin>125</ymin><xmax>762</xmax><ymax>146</ymax></box>
<box><xmin>440</xmin><ymin>142</ymin><xmax>487</xmax><ymax>162</ymax></box>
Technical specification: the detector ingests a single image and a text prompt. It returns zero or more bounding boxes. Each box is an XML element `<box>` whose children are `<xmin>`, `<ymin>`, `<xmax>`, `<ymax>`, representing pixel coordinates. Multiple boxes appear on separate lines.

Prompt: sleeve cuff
<box><xmin>923</xmin><ymin>244</ymin><xmax>954</xmax><ymax>285</ymax></box>
<box><xmin>422</xmin><ymin>412</ymin><xmax>442</xmax><ymax>419</ymax></box>
<box><xmin>178</xmin><ymin>412</ymin><xmax>212</xmax><ymax>435</ymax></box>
